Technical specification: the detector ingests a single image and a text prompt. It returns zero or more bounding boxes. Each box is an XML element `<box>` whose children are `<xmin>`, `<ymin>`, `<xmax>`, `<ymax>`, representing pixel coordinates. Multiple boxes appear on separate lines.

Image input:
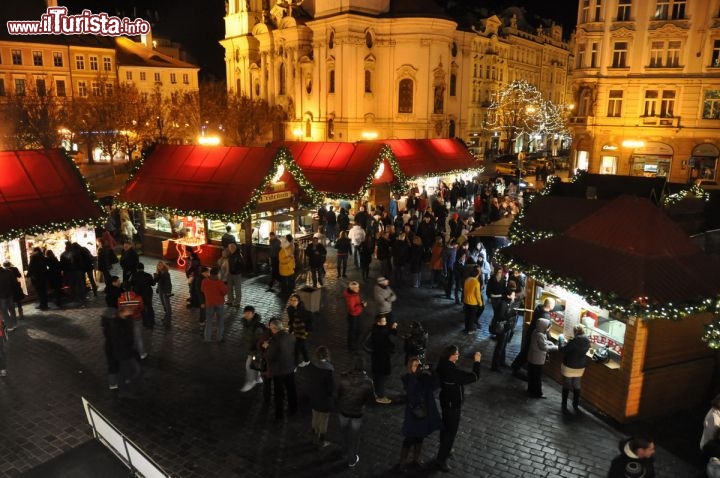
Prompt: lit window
<box><xmin>703</xmin><ymin>90</ymin><xmax>720</xmax><ymax>119</ymax></box>
<box><xmin>607</xmin><ymin>90</ymin><xmax>623</xmax><ymax>117</ymax></box>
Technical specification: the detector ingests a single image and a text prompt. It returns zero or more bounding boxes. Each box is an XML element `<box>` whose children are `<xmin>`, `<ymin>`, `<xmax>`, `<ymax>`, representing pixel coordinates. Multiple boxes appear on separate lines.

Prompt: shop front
<box><xmin>629</xmin><ymin>142</ymin><xmax>673</xmax><ymax>178</ymax></box>
<box><xmin>0</xmin><ymin>149</ymin><xmax>104</xmax><ymax>297</ymax></box>
<box><xmin>689</xmin><ymin>143</ymin><xmax>720</xmax><ymax>182</ymax></box>
<box><xmin>599</xmin><ymin>144</ymin><xmax>619</xmax><ymax>175</ymax></box>
<box><xmin>500</xmin><ymin>195</ymin><xmax>720</xmax><ymax>422</ymax></box>
<box><xmin>117</xmin><ymin>144</ymin><xmax>317</xmax><ymax>270</ymax></box>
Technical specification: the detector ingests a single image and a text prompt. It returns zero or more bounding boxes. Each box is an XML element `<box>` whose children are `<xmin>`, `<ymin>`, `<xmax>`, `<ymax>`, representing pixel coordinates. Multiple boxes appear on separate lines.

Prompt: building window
<box><xmin>644</xmin><ymin>90</ymin><xmax>658</xmax><ymax>116</ymax></box>
<box><xmin>53</xmin><ymin>52</ymin><xmax>63</xmax><ymax>67</ymax></box>
<box><xmin>607</xmin><ymin>90</ymin><xmax>623</xmax><ymax>117</ymax></box>
<box><xmin>278</xmin><ymin>64</ymin><xmax>285</xmax><ymax>95</ymax></box>
<box><xmin>305</xmin><ymin>118</ymin><xmax>311</xmax><ymax>137</ymax></box>
<box><xmin>154</xmin><ymin>72</ymin><xmax>161</xmax><ymax>82</ymax></box>
<box><xmin>666</xmin><ymin>41</ymin><xmax>681</xmax><ymax>67</ymax></box>
<box><xmin>364</xmin><ymin>70</ymin><xmax>372</xmax><ymax>93</ymax></box>
<box><xmin>612</xmin><ymin>41</ymin><xmax>628</xmax><ymax>68</ymax></box>
<box><xmin>56</xmin><ymin>79</ymin><xmax>66</xmax><ymax>97</ymax></box>
<box><xmin>75</xmin><ymin>55</ymin><xmax>84</xmax><ymax>70</ymax></box>
<box><xmin>0</xmin><ymin>79</ymin><xmax>5</xmax><ymax>96</ymax></box>
<box><xmin>449</xmin><ymin>73</ymin><xmax>457</xmax><ymax>97</ymax></box>
<box><xmin>327</xmin><ymin>118</ymin><xmax>334</xmax><ymax>138</ymax></box>
<box><xmin>577</xmin><ymin>43</ymin><xmax>586</xmax><ymax>68</ymax></box>
<box><xmin>617</xmin><ymin>0</ymin><xmax>631</xmax><ymax>21</ymax></box>
<box><xmin>92</xmin><ymin>82</ymin><xmax>101</xmax><ymax>96</ymax></box>
<box><xmin>661</xmin><ymin>90</ymin><xmax>675</xmax><ymax>116</ymax></box>
<box><xmin>328</xmin><ymin>31</ymin><xmax>335</xmax><ymax>50</ymax></box>
<box><xmin>328</xmin><ymin>70</ymin><xmax>335</xmax><ymax>93</ymax></box>
<box><xmin>703</xmin><ymin>90</ymin><xmax>720</xmax><ymax>119</ymax></box>
<box><xmin>183</xmin><ymin>73</ymin><xmax>189</xmax><ymax>84</ymax></box>
<box><xmin>126</xmin><ymin>71</ymin><xmax>132</xmax><ymax>81</ymax></box>
<box><xmin>35</xmin><ymin>79</ymin><xmax>46</xmax><ymax>96</ymax></box>
<box><xmin>103</xmin><ymin>57</ymin><xmax>112</xmax><ymax>71</ymax></box>
<box><xmin>649</xmin><ymin>41</ymin><xmax>663</xmax><ymax>67</ymax></box>
<box><xmin>578</xmin><ymin>89</ymin><xmax>592</xmax><ymax>116</ymax></box>
<box><xmin>32</xmin><ymin>51</ymin><xmax>42</xmax><ymax>66</ymax></box>
<box><xmin>398</xmin><ymin>78</ymin><xmax>414</xmax><ymax>113</ymax></box>
<box><xmin>89</xmin><ymin>56</ymin><xmax>98</xmax><ymax>71</ymax></box>
<box><xmin>140</xmin><ymin>71</ymin><xmax>146</xmax><ymax>81</ymax></box>
<box><xmin>12</xmin><ymin>49</ymin><xmax>22</xmax><ymax>65</ymax></box>
<box><xmin>78</xmin><ymin>81</ymin><xmax>87</xmax><ymax>97</ymax></box>
<box><xmin>594</xmin><ymin>0</ymin><xmax>602</xmax><ymax>21</ymax></box>
<box><xmin>655</xmin><ymin>0</ymin><xmax>686</xmax><ymax>20</ymax></box>
<box><xmin>581</xmin><ymin>0</ymin><xmax>590</xmax><ymax>23</ymax></box>
<box><xmin>590</xmin><ymin>42</ymin><xmax>599</xmax><ymax>67</ymax></box>
<box><xmin>105</xmin><ymin>83</ymin><xmax>113</xmax><ymax>96</ymax></box>
<box><xmin>365</xmin><ymin>31</ymin><xmax>374</xmax><ymax>49</ymax></box>
<box><xmin>170</xmin><ymin>73</ymin><xmax>177</xmax><ymax>84</ymax></box>
<box><xmin>15</xmin><ymin>79</ymin><xmax>25</xmax><ymax>96</ymax></box>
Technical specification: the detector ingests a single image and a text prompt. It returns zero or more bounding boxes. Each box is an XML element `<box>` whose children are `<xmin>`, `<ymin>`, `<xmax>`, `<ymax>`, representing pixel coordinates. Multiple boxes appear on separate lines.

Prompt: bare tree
<box><xmin>224</xmin><ymin>93</ymin><xmax>281</xmax><ymax>146</ymax></box>
<box><xmin>4</xmin><ymin>82</ymin><xmax>67</xmax><ymax>149</ymax></box>
<box><xmin>485</xmin><ymin>80</ymin><xmax>544</xmax><ymax>154</ymax></box>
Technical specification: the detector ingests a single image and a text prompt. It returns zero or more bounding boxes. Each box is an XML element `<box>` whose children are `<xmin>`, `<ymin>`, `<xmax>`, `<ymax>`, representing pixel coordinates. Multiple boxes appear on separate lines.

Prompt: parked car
<box><xmin>494</xmin><ymin>161</ymin><xmax>526</xmax><ymax>176</ymax></box>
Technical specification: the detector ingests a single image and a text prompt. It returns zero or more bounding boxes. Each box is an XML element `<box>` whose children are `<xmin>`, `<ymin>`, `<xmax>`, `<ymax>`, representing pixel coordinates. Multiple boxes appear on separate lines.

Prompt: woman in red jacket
<box><xmin>342</xmin><ymin>281</ymin><xmax>367</xmax><ymax>351</ymax></box>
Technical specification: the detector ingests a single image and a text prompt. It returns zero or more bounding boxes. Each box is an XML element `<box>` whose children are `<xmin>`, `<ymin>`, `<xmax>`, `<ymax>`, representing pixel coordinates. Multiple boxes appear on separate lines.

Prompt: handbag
<box><xmin>490</xmin><ymin>319</ymin><xmax>507</xmax><ymax>335</ymax></box>
<box><xmin>249</xmin><ymin>354</ymin><xmax>267</xmax><ymax>372</ymax></box>
<box><xmin>410</xmin><ymin>401</ymin><xmax>427</xmax><ymax>419</ymax></box>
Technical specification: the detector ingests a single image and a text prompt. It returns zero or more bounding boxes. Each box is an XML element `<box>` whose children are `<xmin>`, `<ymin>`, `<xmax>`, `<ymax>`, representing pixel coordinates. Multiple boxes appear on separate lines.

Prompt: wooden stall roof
<box><xmin>551</xmin><ymin>174</ymin><xmax>667</xmax><ymax>204</ymax></box>
<box><xmin>0</xmin><ymin>149</ymin><xmax>103</xmax><ymax>240</ymax></box>
<box><xmin>520</xmin><ymin>196</ymin><xmax>610</xmax><ymax>234</ymax></box>
<box><xmin>503</xmin><ymin>196</ymin><xmax>720</xmax><ymax>304</ymax></box>
<box><xmin>276</xmin><ymin>141</ymin><xmax>390</xmax><ymax>196</ymax></box>
<box><xmin>380</xmin><ymin>139</ymin><xmax>479</xmax><ymax>177</ymax></box>
<box><xmin>117</xmin><ymin>145</ymin><xmax>278</xmax><ymax>217</ymax></box>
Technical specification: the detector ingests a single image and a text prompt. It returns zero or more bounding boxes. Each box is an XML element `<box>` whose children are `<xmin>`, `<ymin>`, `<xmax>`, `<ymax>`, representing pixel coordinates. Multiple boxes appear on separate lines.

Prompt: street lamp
<box><xmin>293</xmin><ymin>127</ymin><xmax>303</xmax><ymax>141</ymax></box>
<box><xmin>361</xmin><ymin>131</ymin><xmax>378</xmax><ymax>140</ymax></box>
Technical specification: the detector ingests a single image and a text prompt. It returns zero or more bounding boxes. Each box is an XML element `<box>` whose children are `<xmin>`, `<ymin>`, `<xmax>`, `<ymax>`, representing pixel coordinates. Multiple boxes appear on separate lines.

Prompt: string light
<box><xmin>663</xmin><ymin>183</ymin><xmax>711</xmax><ymax>207</ymax></box>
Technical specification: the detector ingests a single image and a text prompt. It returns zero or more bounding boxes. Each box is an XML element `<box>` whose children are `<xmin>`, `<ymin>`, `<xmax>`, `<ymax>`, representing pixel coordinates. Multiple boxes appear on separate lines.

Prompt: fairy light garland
<box><xmin>0</xmin><ymin>149</ymin><xmax>106</xmax><ymax>242</ymax></box>
<box><xmin>663</xmin><ymin>184</ymin><xmax>711</xmax><ymax>207</ymax></box>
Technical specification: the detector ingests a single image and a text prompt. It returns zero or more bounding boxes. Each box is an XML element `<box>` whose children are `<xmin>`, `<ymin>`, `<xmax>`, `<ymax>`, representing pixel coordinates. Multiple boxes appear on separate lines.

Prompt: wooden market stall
<box><xmin>0</xmin><ymin>149</ymin><xmax>105</xmax><ymax>296</ymax></box>
<box><xmin>501</xmin><ymin>195</ymin><xmax>720</xmax><ymax>422</ymax></box>
<box><xmin>116</xmin><ymin>144</ymin><xmax>317</xmax><ymax>269</ymax></box>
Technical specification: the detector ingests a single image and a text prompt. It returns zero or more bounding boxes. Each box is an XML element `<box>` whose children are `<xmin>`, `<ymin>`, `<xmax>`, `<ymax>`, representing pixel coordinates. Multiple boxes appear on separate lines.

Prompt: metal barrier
<box><xmin>81</xmin><ymin>397</ymin><xmax>171</xmax><ymax>478</ymax></box>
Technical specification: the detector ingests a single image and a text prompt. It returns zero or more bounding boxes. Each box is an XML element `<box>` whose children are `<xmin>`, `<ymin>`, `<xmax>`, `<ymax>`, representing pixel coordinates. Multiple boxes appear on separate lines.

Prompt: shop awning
<box><xmin>381</xmin><ymin>139</ymin><xmax>480</xmax><ymax>178</ymax></box>
<box><xmin>0</xmin><ymin>149</ymin><xmax>103</xmax><ymax>241</ymax></box>
<box><xmin>501</xmin><ymin>196</ymin><xmax>720</xmax><ymax>310</ymax></box>
<box><xmin>117</xmin><ymin>145</ymin><xmax>280</xmax><ymax>220</ymax></box>
<box><xmin>277</xmin><ymin>141</ymin><xmax>394</xmax><ymax>197</ymax></box>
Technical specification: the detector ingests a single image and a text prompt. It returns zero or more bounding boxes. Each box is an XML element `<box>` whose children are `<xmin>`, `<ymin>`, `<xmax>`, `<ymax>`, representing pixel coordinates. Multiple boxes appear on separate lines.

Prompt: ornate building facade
<box><xmin>221</xmin><ymin>0</ymin><xmax>573</xmax><ymax>152</ymax></box>
<box><xmin>571</xmin><ymin>0</ymin><xmax>720</xmax><ymax>183</ymax></box>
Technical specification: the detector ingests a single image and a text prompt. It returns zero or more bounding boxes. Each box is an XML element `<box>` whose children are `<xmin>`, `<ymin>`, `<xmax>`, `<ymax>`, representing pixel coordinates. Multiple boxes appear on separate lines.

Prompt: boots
<box><xmin>398</xmin><ymin>446</ymin><xmax>411</xmax><ymax>472</ymax></box>
<box><xmin>412</xmin><ymin>442</ymin><xmax>425</xmax><ymax>467</ymax></box>
<box><xmin>561</xmin><ymin>388</ymin><xmax>571</xmax><ymax>415</ymax></box>
<box><xmin>573</xmin><ymin>388</ymin><xmax>582</xmax><ymax>415</ymax></box>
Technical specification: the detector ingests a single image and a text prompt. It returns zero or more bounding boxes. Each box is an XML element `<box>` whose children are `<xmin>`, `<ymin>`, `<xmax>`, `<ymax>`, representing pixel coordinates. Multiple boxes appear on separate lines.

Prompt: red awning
<box><xmin>117</xmin><ymin>145</ymin><xmax>278</xmax><ymax>217</ymax></box>
<box><xmin>278</xmin><ymin>141</ymin><xmax>389</xmax><ymax>196</ymax></box>
<box><xmin>0</xmin><ymin>149</ymin><xmax>103</xmax><ymax>240</ymax></box>
<box><xmin>381</xmin><ymin>139</ymin><xmax>479</xmax><ymax>177</ymax></box>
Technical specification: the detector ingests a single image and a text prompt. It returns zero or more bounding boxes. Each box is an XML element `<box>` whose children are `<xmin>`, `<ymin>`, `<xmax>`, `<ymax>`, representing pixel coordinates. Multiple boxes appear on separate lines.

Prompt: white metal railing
<box><xmin>81</xmin><ymin>397</ymin><xmax>171</xmax><ymax>478</ymax></box>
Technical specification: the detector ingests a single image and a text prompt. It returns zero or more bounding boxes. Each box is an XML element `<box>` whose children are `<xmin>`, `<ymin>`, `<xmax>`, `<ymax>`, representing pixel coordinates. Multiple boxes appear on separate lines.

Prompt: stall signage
<box><xmin>633</xmin><ymin>142</ymin><xmax>673</xmax><ymax>156</ymax></box>
<box><xmin>259</xmin><ymin>191</ymin><xmax>292</xmax><ymax>204</ymax></box>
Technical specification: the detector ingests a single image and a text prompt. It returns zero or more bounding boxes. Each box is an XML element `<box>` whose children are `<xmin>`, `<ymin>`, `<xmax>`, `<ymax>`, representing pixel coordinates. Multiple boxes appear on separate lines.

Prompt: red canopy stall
<box><xmin>117</xmin><ymin>144</ymin><xmax>316</xmax><ymax>268</ymax></box>
<box><xmin>0</xmin><ymin>149</ymin><xmax>104</xmax><ymax>295</ymax></box>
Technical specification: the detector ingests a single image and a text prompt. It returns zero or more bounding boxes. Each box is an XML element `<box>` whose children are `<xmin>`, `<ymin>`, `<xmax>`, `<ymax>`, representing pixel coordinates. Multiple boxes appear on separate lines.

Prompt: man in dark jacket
<box><xmin>220</xmin><ymin>226</ymin><xmax>236</xmax><ymax>249</ymax></box>
<box><xmin>337</xmin><ymin>207</ymin><xmax>350</xmax><ymax>233</ymax></box>
<box><xmin>370</xmin><ymin>315</ymin><xmax>398</xmax><ymax>404</ymax></box>
<box><xmin>306</xmin><ymin>345</ymin><xmax>335</xmax><ymax>448</ymax></box>
<box><xmin>131</xmin><ymin>263</ymin><xmax>156</xmax><ymax>328</ymax></box>
<box><xmin>607</xmin><ymin>437</ymin><xmax>655</xmax><ymax>478</ymax></box>
<box><xmin>0</xmin><ymin>266</ymin><xmax>16</xmax><ymax>332</ymax></box>
<box><xmin>305</xmin><ymin>237</ymin><xmax>327</xmax><ymax>288</ymax></box>
<box><xmin>27</xmin><ymin>247</ymin><xmax>49</xmax><ymax>310</ymax></box>
<box><xmin>391</xmin><ymin>233</ymin><xmax>410</xmax><ymax>287</ymax></box>
<box><xmin>353</xmin><ymin>205</ymin><xmax>369</xmax><ymax>231</ymax></box>
<box><xmin>77</xmin><ymin>242</ymin><xmax>98</xmax><ymax>298</ymax></box>
<box><xmin>226</xmin><ymin>243</ymin><xmax>243</xmax><ymax>306</ymax></box>
<box><xmin>325</xmin><ymin>206</ymin><xmax>337</xmax><ymax>244</ymax></box>
<box><xmin>435</xmin><ymin>345</ymin><xmax>482</xmax><ymax>472</ymax></box>
<box><xmin>336</xmin><ymin>356</ymin><xmax>375</xmax><ymax>468</ymax></box>
<box><xmin>263</xmin><ymin>318</ymin><xmax>297</xmax><ymax>419</ymax></box>
<box><xmin>119</xmin><ymin>241</ymin><xmax>139</xmax><ymax>285</ymax></box>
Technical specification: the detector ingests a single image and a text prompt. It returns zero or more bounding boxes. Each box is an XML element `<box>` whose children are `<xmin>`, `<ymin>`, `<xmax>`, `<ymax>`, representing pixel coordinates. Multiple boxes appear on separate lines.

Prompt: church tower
<box><xmin>224</xmin><ymin>0</ymin><xmax>267</xmax><ymax>38</ymax></box>
<box><xmin>307</xmin><ymin>0</ymin><xmax>390</xmax><ymax>17</ymax></box>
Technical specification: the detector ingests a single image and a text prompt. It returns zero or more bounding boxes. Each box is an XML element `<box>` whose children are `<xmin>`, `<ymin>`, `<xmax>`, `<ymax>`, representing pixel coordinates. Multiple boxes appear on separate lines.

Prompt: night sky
<box><xmin>4</xmin><ymin>0</ymin><xmax>579</xmax><ymax>80</ymax></box>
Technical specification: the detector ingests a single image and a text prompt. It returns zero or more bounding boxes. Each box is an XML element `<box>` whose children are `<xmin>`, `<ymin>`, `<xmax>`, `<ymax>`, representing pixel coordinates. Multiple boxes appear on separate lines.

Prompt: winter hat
<box><xmin>377</xmin><ymin>276</ymin><xmax>388</xmax><ymax>284</ymax></box>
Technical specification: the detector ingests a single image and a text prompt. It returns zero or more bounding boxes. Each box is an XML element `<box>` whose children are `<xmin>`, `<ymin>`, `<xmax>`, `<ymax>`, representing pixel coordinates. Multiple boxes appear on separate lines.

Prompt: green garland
<box><xmin>662</xmin><ymin>183</ymin><xmax>711</xmax><ymax>207</ymax></box>
<box><xmin>496</xmin><ymin>248</ymin><xmax>718</xmax><ymax>320</ymax></box>
<box><xmin>507</xmin><ymin>193</ymin><xmax>556</xmax><ymax>244</ymax></box>
<box><xmin>0</xmin><ymin>149</ymin><xmax>106</xmax><ymax>242</ymax></box>
<box><xmin>702</xmin><ymin>310</ymin><xmax>720</xmax><ymax>349</ymax></box>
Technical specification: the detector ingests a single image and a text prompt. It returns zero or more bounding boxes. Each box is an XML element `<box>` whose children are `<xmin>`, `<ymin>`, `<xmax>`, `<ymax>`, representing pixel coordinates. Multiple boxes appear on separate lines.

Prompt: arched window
<box><xmin>329</xmin><ymin>69</ymin><xmax>335</xmax><ymax>93</ymax></box>
<box><xmin>398</xmin><ymin>78</ymin><xmax>413</xmax><ymax>113</ymax></box>
<box><xmin>449</xmin><ymin>73</ymin><xmax>457</xmax><ymax>97</ymax></box>
<box><xmin>305</xmin><ymin>118</ymin><xmax>312</xmax><ymax>138</ymax></box>
<box><xmin>364</xmin><ymin>70</ymin><xmax>372</xmax><ymax>93</ymax></box>
<box><xmin>448</xmin><ymin>119</ymin><xmax>456</xmax><ymax>138</ymax></box>
<box><xmin>279</xmin><ymin>63</ymin><xmax>286</xmax><ymax>95</ymax></box>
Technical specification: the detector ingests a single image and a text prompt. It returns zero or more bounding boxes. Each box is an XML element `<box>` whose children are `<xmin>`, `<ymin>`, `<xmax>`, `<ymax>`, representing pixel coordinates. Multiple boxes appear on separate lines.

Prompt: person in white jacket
<box><xmin>701</xmin><ymin>394</ymin><xmax>720</xmax><ymax>459</ymax></box>
<box><xmin>348</xmin><ymin>223</ymin><xmax>366</xmax><ymax>268</ymax></box>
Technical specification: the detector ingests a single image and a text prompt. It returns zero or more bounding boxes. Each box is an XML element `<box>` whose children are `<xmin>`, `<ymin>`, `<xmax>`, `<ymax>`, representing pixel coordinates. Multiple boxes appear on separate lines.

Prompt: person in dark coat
<box><xmin>153</xmin><ymin>261</ymin><xmax>173</xmax><ymax>326</ymax></box>
<box><xmin>392</xmin><ymin>233</ymin><xmax>410</xmax><ymax>287</ymax></box>
<box><xmin>337</xmin><ymin>207</ymin><xmax>350</xmax><ymax>233</ymax></box>
<box><xmin>359</xmin><ymin>235</ymin><xmax>374</xmax><ymax>282</ymax></box>
<box><xmin>304</xmin><ymin>237</ymin><xmax>327</xmax><ymax>288</ymax></box>
<box><xmin>131</xmin><ymin>263</ymin><xmax>156</xmax><ymax>328</ymax></box>
<box><xmin>3</xmin><ymin>261</ymin><xmax>25</xmax><ymax>322</ymax></box>
<box><xmin>27</xmin><ymin>248</ymin><xmax>48</xmax><ymax>310</ymax></box>
<box><xmin>105</xmin><ymin>276</ymin><xmax>122</xmax><ymax>309</ymax></box>
<box><xmin>511</xmin><ymin>297</ymin><xmax>556</xmax><ymax>377</ymax></box>
<box><xmin>119</xmin><ymin>241</ymin><xmax>139</xmax><ymax>285</ymax></box>
<box><xmin>306</xmin><ymin>345</ymin><xmax>335</xmax><ymax>448</ymax></box>
<box><xmin>398</xmin><ymin>356</ymin><xmax>441</xmax><ymax>472</ymax></box>
<box><xmin>558</xmin><ymin>324</ymin><xmax>591</xmax><ymax>415</ymax></box>
<box><xmin>607</xmin><ymin>437</ymin><xmax>656</xmax><ymax>478</ymax></box>
<box><xmin>240</xmin><ymin>306</ymin><xmax>266</xmax><ymax>392</ymax></box>
<box><xmin>44</xmin><ymin>250</ymin><xmax>63</xmax><ymax>307</ymax></box>
<box><xmin>434</xmin><ymin>345</ymin><xmax>482</xmax><ymax>473</ymax></box>
<box><xmin>370</xmin><ymin>314</ymin><xmax>397</xmax><ymax>404</ymax></box>
<box><xmin>490</xmin><ymin>288</ymin><xmax>518</xmax><ymax>372</ymax></box>
<box><xmin>108</xmin><ymin>305</ymin><xmax>142</xmax><ymax>396</ymax></box>
<box><xmin>263</xmin><ymin>318</ymin><xmax>297</xmax><ymax>419</ymax></box>
<box><xmin>404</xmin><ymin>321</ymin><xmax>429</xmax><ymax>366</ymax></box>
<box><xmin>100</xmin><ymin>307</ymin><xmax>121</xmax><ymax>390</ymax></box>
<box><xmin>287</xmin><ymin>294</ymin><xmax>311</xmax><ymax>366</ymax></box>
<box><xmin>76</xmin><ymin>242</ymin><xmax>98</xmax><ymax>298</ymax></box>
<box><xmin>97</xmin><ymin>238</ymin><xmax>118</xmax><ymax>290</ymax></box>
<box><xmin>336</xmin><ymin>356</ymin><xmax>376</xmax><ymax>468</ymax></box>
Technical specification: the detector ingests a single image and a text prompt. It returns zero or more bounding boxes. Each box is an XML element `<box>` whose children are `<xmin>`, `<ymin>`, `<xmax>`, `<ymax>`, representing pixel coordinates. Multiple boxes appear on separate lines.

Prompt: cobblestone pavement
<box><xmin>0</xmin><ymin>251</ymin><xmax>706</xmax><ymax>478</ymax></box>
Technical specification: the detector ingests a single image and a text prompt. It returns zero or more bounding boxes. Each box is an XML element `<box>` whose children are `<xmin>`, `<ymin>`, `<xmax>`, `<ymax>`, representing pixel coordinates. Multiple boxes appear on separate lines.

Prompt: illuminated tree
<box><xmin>4</xmin><ymin>83</ymin><xmax>67</xmax><ymax>150</ymax></box>
<box><xmin>223</xmin><ymin>93</ymin><xmax>283</xmax><ymax>146</ymax></box>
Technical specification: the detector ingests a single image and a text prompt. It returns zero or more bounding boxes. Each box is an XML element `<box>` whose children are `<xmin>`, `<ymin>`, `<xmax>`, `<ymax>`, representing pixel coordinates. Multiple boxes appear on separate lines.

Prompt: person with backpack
<box><xmin>490</xmin><ymin>288</ymin><xmax>518</xmax><ymax>372</ymax></box>
<box><xmin>97</xmin><ymin>238</ymin><xmax>118</xmax><ymax>292</ymax></box>
<box><xmin>117</xmin><ymin>283</ymin><xmax>147</xmax><ymax>360</ymax></box>
<box><xmin>306</xmin><ymin>345</ymin><xmax>335</xmax><ymax>448</ymax></box>
<box><xmin>287</xmin><ymin>293</ymin><xmax>312</xmax><ymax>366</ymax></box>
<box><xmin>240</xmin><ymin>306</ymin><xmax>266</xmax><ymax>392</ymax></box>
